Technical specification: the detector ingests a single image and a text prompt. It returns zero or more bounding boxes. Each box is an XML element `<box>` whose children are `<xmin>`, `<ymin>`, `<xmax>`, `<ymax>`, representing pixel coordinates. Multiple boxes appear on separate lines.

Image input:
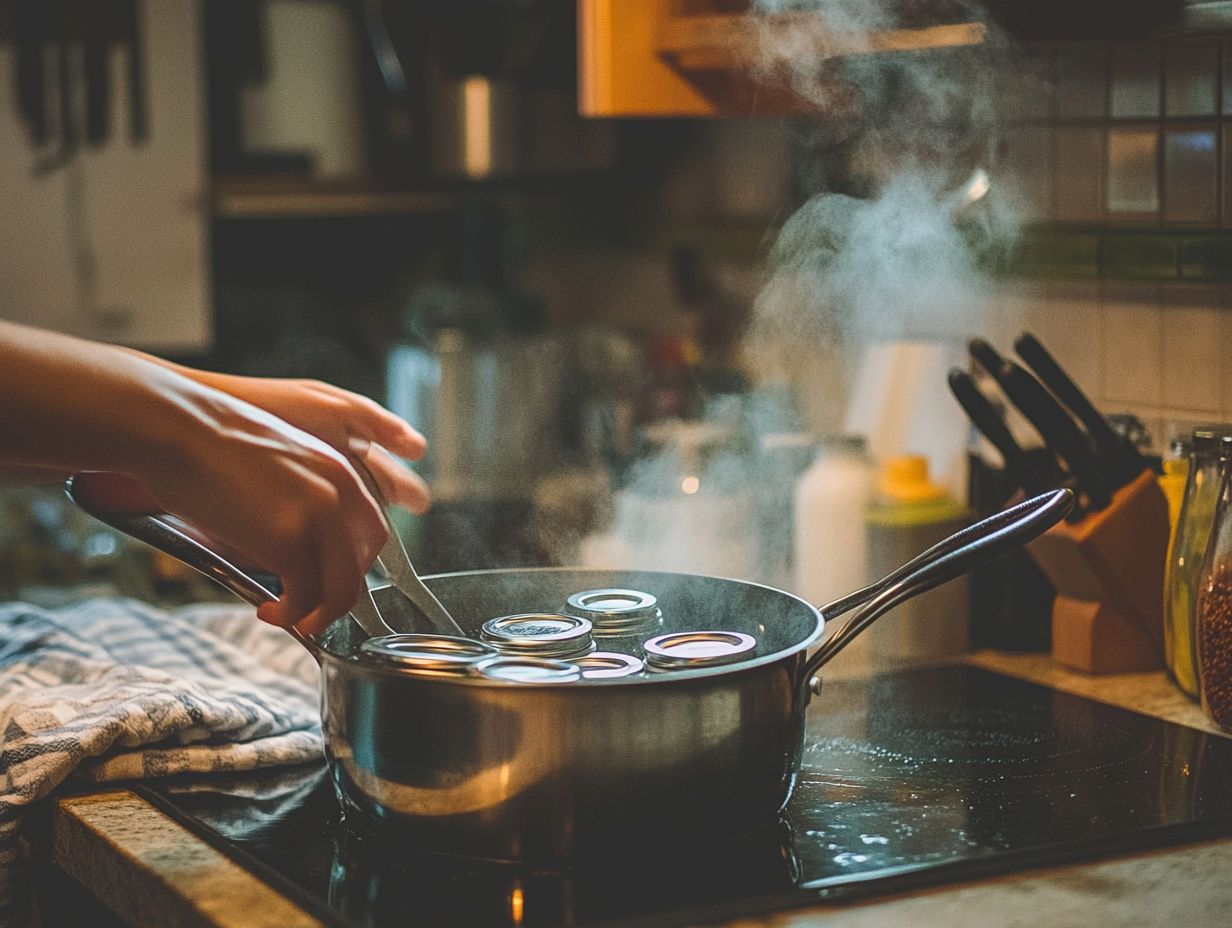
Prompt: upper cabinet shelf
<box><xmin>655</xmin><ymin>14</ymin><xmax>985</xmax><ymax>73</ymax></box>
<box><xmin>578</xmin><ymin>0</ymin><xmax>986</xmax><ymax>117</ymax></box>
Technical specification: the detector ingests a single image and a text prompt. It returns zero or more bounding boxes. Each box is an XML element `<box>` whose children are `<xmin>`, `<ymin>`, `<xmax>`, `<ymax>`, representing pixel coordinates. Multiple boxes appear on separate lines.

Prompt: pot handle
<box><xmin>64</xmin><ymin>475</ymin><xmax>324</xmax><ymax>663</ymax></box>
<box><xmin>801</xmin><ymin>488</ymin><xmax>1073</xmax><ymax>699</ymax></box>
<box><xmin>819</xmin><ymin>489</ymin><xmax>1074</xmax><ymax>623</ymax></box>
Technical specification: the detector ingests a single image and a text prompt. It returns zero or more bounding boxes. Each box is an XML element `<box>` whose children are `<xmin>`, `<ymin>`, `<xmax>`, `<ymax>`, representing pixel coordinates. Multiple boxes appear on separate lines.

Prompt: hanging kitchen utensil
<box><xmin>83</xmin><ymin>2</ymin><xmax>111</xmax><ymax>145</ymax></box>
<box><xmin>1014</xmin><ymin>331</ymin><xmax>1150</xmax><ymax>489</ymax></box>
<box><xmin>124</xmin><ymin>0</ymin><xmax>147</xmax><ymax>141</ymax></box>
<box><xmin>55</xmin><ymin>29</ymin><xmax>77</xmax><ymax>161</ymax></box>
<box><xmin>969</xmin><ymin>339</ymin><xmax>1112</xmax><ymax>512</ymax></box>
<box><xmin>15</xmin><ymin>0</ymin><xmax>52</xmax><ymax>146</ymax></box>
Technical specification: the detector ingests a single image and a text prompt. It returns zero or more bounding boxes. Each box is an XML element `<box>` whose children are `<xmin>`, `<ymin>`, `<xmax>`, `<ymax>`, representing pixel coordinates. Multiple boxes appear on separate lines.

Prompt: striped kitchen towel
<box><xmin>0</xmin><ymin>597</ymin><xmax>322</xmax><ymax>925</ymax></box>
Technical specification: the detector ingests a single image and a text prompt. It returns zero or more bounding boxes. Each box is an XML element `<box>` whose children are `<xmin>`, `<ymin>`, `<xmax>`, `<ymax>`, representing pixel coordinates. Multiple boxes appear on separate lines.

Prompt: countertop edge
<box><xmin>52</xmin><ymin>790</ymin><xmax>324</xmax><ymax>928</ymax></box>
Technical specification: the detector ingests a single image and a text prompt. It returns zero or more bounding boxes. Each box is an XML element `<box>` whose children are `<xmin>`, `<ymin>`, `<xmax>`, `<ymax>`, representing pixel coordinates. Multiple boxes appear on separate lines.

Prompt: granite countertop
<box><xmin>44</xmin><ymin>651</ymin><xmax>1232</xmax><ymax>928</ymax></box>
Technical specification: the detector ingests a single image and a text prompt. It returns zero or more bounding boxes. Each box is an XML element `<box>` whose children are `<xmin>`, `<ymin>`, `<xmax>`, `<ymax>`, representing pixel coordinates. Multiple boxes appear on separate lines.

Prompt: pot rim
<box><xmin>320</xmin><ymin>566</ymin><xmax>826</xmax><ymax>689</ymax></box>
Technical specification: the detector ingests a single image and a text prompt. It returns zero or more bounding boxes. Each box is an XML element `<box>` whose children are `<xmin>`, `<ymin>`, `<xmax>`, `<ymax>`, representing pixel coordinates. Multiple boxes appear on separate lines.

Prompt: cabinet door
<box><xmin>0</xmin><ymin>0</ymin><xmax>210</xmax><ymax>353</ymax></box>
<box><xmin>578</xmin><ymin>0</ymin><xmax>985</xmax><ymax>118</ymax></box>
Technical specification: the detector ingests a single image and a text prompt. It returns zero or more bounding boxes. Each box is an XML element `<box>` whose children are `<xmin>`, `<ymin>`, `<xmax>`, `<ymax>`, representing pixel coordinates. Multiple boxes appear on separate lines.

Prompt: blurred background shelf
<box><xmin>212</xmin><ymin>179</ymin><xmax>461</xmax><ymax>220</ymax></box>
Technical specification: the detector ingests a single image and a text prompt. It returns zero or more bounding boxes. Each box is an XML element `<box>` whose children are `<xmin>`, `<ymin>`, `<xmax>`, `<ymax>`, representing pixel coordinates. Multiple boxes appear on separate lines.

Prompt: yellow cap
<box><xmin>877</xmin><ymin>455</ymin><xmax>946</xmax><ymax>503</ymax></box>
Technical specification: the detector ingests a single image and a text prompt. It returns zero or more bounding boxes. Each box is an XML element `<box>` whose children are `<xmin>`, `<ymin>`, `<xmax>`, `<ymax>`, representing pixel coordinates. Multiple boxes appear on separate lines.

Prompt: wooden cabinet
<box><xmin>578</xmin><ymin>0</ymin><xmax>986</xmax><ymax>117</ymax></box>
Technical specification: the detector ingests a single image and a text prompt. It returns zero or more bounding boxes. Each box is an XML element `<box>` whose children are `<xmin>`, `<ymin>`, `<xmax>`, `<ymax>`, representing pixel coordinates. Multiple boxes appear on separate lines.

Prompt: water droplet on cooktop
<box><xmin>834</xmin><ymin>852</ymin><xmax>869</xmax><ymax>866</ymax></box>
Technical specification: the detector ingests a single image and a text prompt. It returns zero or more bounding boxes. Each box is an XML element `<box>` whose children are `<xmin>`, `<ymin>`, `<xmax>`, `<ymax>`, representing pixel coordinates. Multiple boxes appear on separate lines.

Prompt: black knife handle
<box><xmin>947</xmin><ymin>369</ymin><xmax>1050</xmax><ymax>495</ymax></box>
<box><xmin>1014</xmin><ymin>331</ymin><xmax>1149</xmax><ymax>485</ymax></box>
<box><xmin>968</xmin><ymin>338</ymin><xmax>1006</xmax><ymax>378</ymax></box>
<box><xmin>1000</xmin><ymin>361</ymin><xmax>1114</xmax><ymax>511</ymax></box>
<box><xmin>1014</xmin><ymin>332</ymin><xmax>1119</xmax><ymax>451</ymax></box>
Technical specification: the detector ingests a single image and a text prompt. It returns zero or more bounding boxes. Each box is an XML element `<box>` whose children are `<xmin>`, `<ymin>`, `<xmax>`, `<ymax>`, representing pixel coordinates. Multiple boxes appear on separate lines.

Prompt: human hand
<box><xmin>0</xmin><ymin>323</ymin><xmax>422</xmax><ymax>634</ymax></box>
<box><xmin>179</xmin><ymin>373</ymin><xmax>430</xmax><ymax>515</ymax></box>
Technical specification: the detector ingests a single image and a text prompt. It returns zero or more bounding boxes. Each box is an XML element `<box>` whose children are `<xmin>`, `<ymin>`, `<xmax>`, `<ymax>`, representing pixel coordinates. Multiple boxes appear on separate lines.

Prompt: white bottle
<box><xmin>793</xmin><ymin>436</ymin><xmax>873</xmax><ymax>609</ymax></box>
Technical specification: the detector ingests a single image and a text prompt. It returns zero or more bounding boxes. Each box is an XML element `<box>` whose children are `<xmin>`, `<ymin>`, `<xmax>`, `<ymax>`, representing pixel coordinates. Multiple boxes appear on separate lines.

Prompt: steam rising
<box><xmin>748</xmin><ymin>0</ymin><xmax>1020</xmax><ymax>373</ymax></box>
<box><xmin>577</xmin><ymin>1</ymin><xmax>1027</xmax><ymax>587</ymax></box>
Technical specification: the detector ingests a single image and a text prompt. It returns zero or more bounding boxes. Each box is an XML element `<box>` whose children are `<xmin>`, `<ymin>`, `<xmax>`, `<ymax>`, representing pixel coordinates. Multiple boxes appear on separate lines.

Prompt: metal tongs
<box><xmin>66</xmin><ymin>469</ymin><xmax>463</xmax><ymax>640</ymax></box>
<box><xmin>352</xmin><ymin>511</ymin><xmax>463</xmax><ymax>638</ymax></box>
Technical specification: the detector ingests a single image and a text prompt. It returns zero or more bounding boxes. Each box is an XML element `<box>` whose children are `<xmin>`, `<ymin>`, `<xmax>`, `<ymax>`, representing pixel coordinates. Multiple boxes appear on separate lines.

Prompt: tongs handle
<box><xmin>65</xmin><ymin>475</ymin><xmax>323</xmax><ymax>659</ymax></box>
<box><xmin>803</xmin><ymin>488</ymin><xmax>1073</xmax><ymax>697</ymax></box>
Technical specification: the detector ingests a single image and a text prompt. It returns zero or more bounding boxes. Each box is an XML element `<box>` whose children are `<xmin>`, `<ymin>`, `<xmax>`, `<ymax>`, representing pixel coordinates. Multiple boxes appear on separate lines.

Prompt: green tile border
<box><xmin>1001</xmin><ymin>228</ymin><xmax>1232</xmax><ymax>281</ymax></box>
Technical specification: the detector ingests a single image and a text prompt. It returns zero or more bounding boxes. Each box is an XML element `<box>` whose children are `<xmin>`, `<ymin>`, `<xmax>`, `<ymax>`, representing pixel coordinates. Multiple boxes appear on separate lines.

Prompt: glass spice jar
<box><xmin>1166</xmin><ymin>427</ymin><xmax>1228</xmax><ymax>697</ymax></box>
<box><xmin>1196</xmin><ymin>435</ymin><xmax>1232</xmax><ymax>730</ymax></box>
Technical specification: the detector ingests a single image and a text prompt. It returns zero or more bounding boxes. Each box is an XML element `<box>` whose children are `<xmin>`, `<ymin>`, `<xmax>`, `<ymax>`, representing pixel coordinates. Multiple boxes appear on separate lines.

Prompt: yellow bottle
<box><xmin>862</xmin><ymin>455</ymin><xmax>968</xmax><ymax>667</ymax></box>
<box><xmin>1159</xmin><ymin>438</ymin><xmax>1190</xmax><ymax>548</ymax></box>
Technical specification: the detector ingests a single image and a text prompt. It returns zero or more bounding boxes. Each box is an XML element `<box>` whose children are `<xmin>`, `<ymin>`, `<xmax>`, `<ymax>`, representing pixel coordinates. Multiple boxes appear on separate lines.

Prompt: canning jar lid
<box><xmin>570</xmin><ymin>650</ymin><xmax>645</xmax><ymax>679</ymax></box>
<box><xmin>481</xmin><ymin>613</ymin><xmax>594</xmax><ymax>658</ymax></box>
<box><xmin>475</xmin><ymin>655</ymin><xmax>583</xmax><ymax>684</ymax></box>
<box><xmin>1192</xmin><ymin>425</ymin><xmax>1232</xmax><ymax>454</ymax></box>
<box><xmin>564</xmin><ymin>588</ymin><xmax>663</xmax><ymax>636</ymax></box>
<box><xmin>642</xmin><ymin>631</ymin><xmax>757</xmax><ymax>670</ymax></box>
<box><xmin>359</xmin><ymin>634</ymin><xmax>498</xmax><ymax>674</ymax></box>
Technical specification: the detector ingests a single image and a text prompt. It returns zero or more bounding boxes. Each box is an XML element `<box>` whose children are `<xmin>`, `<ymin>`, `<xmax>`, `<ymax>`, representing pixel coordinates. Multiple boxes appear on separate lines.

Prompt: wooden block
<box><xmin>1051</xmin><ymin>596</ymin><xmax>1163</xmax><ymax>674</ymax></box>
<box><xmin>1028</xmin><ymin>470</ymin><xmax>1170</xmax><ymax>674</ymax></box>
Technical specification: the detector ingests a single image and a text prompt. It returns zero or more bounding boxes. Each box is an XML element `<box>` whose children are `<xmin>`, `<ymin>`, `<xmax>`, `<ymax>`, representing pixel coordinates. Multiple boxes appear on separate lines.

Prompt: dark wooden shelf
<box><xmin>212</xmin><ymin>179</ymin><xmax>459</xmax><ymax>220</ymax></box>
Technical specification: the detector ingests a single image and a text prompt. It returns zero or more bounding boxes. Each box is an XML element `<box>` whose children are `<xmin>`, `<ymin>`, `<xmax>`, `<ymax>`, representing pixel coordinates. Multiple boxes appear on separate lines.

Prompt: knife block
<box><xmin>1026</xmin><ymin>470</ymin><xmax>1168</xmax><ymax>674</ymax></box>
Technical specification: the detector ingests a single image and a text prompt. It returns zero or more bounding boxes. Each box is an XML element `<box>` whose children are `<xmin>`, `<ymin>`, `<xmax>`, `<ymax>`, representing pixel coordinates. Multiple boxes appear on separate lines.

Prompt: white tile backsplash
<box><xmin>1034</xmin><ymin>282</ymin><xmax>1103</xmax><ymax>394</ymax></box>
<box><xmin>1100</xmin><ymin>285</ymin><xmax>1164</xmax><ymax>408</ymax></box>
<box><xmin>947</xmin><ymin>282</ymin><xmax>1229</xmax><ymax>453</ymax></box>
<box><xmin>1162</xmin><ymin>295</ymin><xmax>1223</xmax><ymax>413</ymax></box>
<box><xmin>1221</xmin><ymin>295</ymin><xmax>1232</xmax><ymax>414</ymax></box>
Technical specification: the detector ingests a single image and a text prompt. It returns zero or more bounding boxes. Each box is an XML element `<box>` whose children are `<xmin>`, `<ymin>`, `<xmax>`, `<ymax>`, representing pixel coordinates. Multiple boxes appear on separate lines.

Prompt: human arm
<box><xmin>0</xmin><ymin>320</ymin><xmax>414</xmax><ymax>633</ymax></box>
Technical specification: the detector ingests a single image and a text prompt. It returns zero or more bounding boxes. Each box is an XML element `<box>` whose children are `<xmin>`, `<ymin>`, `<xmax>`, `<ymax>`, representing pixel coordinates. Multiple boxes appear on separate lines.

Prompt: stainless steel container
<box><xmin>386</xmin><ymin>331</ymin><xmax>565</xmax><ymax>504</ymax></box>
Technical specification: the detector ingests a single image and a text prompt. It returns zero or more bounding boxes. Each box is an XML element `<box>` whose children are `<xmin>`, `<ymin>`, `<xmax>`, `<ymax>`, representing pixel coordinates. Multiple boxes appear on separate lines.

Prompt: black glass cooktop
<box><xmin>136</xmin><ymin>665</ymin><xmax>1232</xmax><ymax>928</ymax></box>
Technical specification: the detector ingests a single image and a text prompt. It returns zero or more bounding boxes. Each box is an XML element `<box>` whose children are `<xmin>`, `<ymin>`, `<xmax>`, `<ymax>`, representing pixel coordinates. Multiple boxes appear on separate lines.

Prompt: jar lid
<box><xmin>642</xmin><ymin>631</ymin><xmax>757</xmax><ymax>671</ymax></box>
<box><xmin>359</xmin><ymin>634</ymin><xmax>497</xmax><ymax>674</ymax></box>
<box><xmin>564</xmin><ymin>589</ymin><xmax>663</xmax><ymax>636</ymax></box>
<box><xmin>481</xmin><ymin>613</ymin><xmax>594</xmax><ymax>658</ymax></box>
<box><xmin>570</xmin><ymin>650</ymin><xmax>645</xmax><ymax>679</ymax></box>
<box><xmin>475</xmin><ymin>655</ymin><xmax>582</xmax><ymax>684</ymax></box>
<box><xmin>1191</xmin><ymin>425</ymin><xmax>1232</xmax><ymax>452</ymax></box>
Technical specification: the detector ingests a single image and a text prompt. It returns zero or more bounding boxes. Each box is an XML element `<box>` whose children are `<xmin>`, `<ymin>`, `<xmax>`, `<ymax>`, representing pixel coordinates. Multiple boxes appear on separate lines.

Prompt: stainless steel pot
<box><xmin>68</xmin><ymin>481</ymin><xmax>1071</xmax><ymax>861</ymax></box>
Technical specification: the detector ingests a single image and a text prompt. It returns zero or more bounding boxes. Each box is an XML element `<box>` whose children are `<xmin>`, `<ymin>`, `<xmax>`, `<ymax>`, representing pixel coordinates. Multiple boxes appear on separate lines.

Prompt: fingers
<box><xmin>257</xmin><ymin>462</ymin><xmax>388</xmax><ymax>631</ymax></box>
<box><xmin>295</xmin><ymin>512</ymin><xmax>371</xmax><ymax>635</ymax></box>
<box><xmin>306</xmin><ymin>381</ymin><xmax>428</xmax><ymax>461</ymax></box>
<box><xmin>256</xmin><ymin>531</ymin><xmax>323</xmax><ymax>629</ymax></box>
<box><xmin>350</xmin><ymin>439</ymin><xmax>431</xmax><ymax>515</ymax></box>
